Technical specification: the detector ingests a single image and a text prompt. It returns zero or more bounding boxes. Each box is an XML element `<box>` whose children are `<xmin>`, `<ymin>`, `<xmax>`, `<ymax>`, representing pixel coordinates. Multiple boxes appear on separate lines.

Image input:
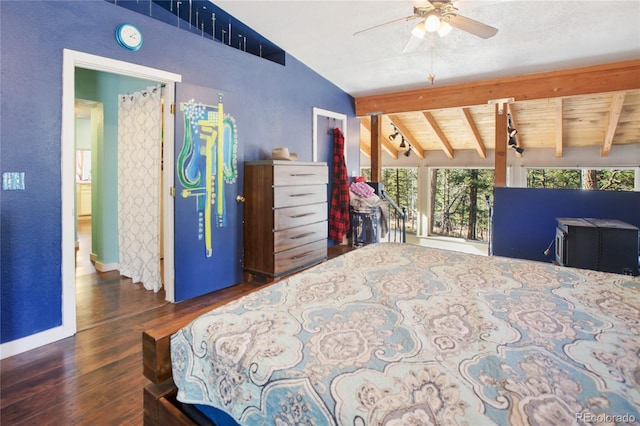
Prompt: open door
<box><xmin>173</xmin><ymin>83</ymin><xmax>244</xmax><ymax>301</ymax></box>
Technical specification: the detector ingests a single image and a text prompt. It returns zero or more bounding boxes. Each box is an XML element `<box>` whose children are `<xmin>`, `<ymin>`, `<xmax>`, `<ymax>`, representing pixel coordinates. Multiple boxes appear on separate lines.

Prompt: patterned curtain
<box><xmin>117</xmin><ymin>85</ymin><xmax>162</xmax><ymax>292</ymax></box>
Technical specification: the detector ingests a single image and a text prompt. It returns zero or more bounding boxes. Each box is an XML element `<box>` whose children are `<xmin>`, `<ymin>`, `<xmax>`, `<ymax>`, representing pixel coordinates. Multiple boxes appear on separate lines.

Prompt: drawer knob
<box><xmin>236</xmin><ymin>195</ymin><xmax>246</xmax><ymax>203</ymax></box>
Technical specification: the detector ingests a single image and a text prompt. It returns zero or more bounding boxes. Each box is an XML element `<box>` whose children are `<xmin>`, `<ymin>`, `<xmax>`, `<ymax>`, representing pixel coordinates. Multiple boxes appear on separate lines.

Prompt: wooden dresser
<box><xmin>244</xmin><ymin>160</ymin><xmax>328</xmax><ymax>279</ymax></box>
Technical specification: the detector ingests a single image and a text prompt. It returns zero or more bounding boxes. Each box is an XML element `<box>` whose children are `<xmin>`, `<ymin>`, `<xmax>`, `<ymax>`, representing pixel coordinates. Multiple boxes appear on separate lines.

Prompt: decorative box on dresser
<box><xmin>243</xmin><ymin>160</ymin><xmax>328</xmax><ymax>280</ymax></box>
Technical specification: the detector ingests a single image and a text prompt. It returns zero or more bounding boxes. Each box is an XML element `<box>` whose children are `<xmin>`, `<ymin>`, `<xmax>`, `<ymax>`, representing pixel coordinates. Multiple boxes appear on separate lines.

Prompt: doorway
<box><xmin>73</xmin><ymin>94</ymin><xmax>168</xmax><ymax>330</ymax></box>
<box><xmin>60</xmin><ymin>49</ymin><xmax>182</xmax><ymax>342</ymax></box>
<box><xmin>74</xmin><ymin>100</ymin><xmax>96</xmax><ymax>277</ymax></box>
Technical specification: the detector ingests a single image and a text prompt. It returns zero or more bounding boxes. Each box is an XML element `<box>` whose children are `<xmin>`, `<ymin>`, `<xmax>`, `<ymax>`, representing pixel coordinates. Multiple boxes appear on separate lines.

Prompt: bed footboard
<box><xmin>142</xmin><ymin>305</ymin><xmax>214</xmax><ymax>425</ymax></box>
<box><xmin>142</xmin><ymin>282</ymin><xmax>268</xmax><ymax>424</ymax></box>
<box><xmin>144</xmin><ymin>379</ymin><xmax>198</xmax><ymax>426</ymax></box>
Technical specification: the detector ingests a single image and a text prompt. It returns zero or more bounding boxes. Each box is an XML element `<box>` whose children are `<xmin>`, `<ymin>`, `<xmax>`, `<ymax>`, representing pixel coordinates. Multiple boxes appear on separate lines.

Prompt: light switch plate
<box><xmin>2</xmin><ymin>172</ymin><xmax>25</xmax><ymax>190</ymax></box>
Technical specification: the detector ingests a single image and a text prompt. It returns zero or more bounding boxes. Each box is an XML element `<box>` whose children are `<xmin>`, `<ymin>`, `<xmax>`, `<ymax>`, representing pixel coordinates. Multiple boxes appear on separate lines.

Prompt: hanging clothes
<box><xmin>329</xmin><ymin>127</ymin><xmax>350</xmax><ymax>242</ymax></box>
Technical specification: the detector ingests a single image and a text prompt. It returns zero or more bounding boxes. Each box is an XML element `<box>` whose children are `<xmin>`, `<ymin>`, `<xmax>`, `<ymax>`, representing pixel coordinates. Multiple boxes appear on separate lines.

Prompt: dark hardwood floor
<box><xmin>74</xmin><ymin>219</ymin><xmax>168</xmax><ymax>331</ymax></box>
<box><xmin>0</xmin><ymin>222</ymin><xmax>352</xmax><ymax>425</ymax></box>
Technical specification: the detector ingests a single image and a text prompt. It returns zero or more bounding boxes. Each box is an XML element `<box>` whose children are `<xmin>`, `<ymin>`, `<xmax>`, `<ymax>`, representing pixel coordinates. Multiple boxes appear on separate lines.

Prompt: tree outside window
<box><xmin>359</xmin><ymin>167</ymin><xmax>418</xmax><ymax>233</ymax></box>
<box><xmin>527</xmin><ymin>168</ymin><xmax>635</xmax><ymax>191</ymax></box>
<box><xmin>430</xmin><ymin>169</ymin><xmax>494</xmax><ymax>242</ymax></box>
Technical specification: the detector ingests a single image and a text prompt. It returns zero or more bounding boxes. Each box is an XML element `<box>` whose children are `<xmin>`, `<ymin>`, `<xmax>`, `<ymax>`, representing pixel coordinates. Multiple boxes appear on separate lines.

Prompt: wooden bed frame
<box><xmin>142</xmin><ymin>246</ymin><xmax>352</xmax><ymax>425</ymax></box>
<box><xmin>142</xmin><ymin>284</ymin><xmax>267</xmax><ymax>426</ymax></box>
<box><xmin>142</xmin><ymin>319</ymin><xmax>196</xmax><ymax>425</ymax></box>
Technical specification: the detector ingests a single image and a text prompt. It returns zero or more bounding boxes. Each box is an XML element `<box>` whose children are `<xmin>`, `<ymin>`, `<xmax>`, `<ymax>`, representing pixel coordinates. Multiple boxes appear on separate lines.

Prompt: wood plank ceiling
<box><xmin>357</xmin><ymin>60</ymin><xmax>640</xmax><ymax>160</ymax></box>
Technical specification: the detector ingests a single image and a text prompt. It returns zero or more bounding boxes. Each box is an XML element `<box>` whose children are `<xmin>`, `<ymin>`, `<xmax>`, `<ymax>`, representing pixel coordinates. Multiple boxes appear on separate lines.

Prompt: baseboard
<box><xmin>0</xmin><ymin>324</ymin><xmax>75</xmax><ymax>360</ymax></box>
<box><xmin>90</xmin><ymin>252</ymin><xmax>118</xmax><ymax>272</ymax></box>
<box><xmin>95</xmin><ymin>260</ymin><xmax>119</xmax><ymax>272</ymax></box>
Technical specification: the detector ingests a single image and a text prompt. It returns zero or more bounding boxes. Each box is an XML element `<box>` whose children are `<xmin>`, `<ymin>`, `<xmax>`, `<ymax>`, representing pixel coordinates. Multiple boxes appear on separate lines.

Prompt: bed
<box><xmin>142</xmin><ymin>242</ymin><xmax>640</xmax><ymax>425</ymax></box>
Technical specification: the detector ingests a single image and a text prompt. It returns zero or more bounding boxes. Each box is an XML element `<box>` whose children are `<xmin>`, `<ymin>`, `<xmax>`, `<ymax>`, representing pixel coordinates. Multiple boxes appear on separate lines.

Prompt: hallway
<box><xmin>75</xmin><ymin>219</ymin><xmax>167</xmax><ymax>331</ymax></box>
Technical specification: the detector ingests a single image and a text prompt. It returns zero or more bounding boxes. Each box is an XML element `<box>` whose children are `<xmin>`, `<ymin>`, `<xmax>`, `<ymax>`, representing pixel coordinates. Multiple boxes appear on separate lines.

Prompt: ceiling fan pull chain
<box><xmin>428</xmin><ymin>33</ymin><xmax>436</xmax><ymax>85</ymax></box>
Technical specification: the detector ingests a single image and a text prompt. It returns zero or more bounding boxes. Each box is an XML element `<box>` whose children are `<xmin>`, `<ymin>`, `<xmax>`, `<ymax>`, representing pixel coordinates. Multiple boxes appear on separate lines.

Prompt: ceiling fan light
<box><xmin>425</xmin><ymin>14</ymin><xmax>440</xmax><ymax>32</ymax></box>
<box><xmin>411</xmin><ymin>21</ymin><xmax>427</xmax><ymax>39</ymax></box>
<box><xmin>437</xmin><ymin>21</ymin><xmax>452</xmax><ymax>37</ymax></box>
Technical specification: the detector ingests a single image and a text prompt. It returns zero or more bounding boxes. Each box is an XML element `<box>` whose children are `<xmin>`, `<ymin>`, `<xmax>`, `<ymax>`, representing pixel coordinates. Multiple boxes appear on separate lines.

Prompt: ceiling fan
<box><xmin>354</xmin><ymin>1</ymin><xmax>498</xmax><ymax>52</ymax></box>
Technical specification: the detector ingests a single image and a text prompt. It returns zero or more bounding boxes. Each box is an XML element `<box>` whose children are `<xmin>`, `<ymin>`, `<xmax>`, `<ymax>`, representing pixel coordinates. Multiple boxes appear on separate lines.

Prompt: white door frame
<box><xmin>0</xmin><ymin>49</ymin><xmax>182</xmax><ymax>359</ymax></box>
<box><xmin>312</xmin><ymin>107</ymin><xmax>347</xmax><ymax>162</ymax></box>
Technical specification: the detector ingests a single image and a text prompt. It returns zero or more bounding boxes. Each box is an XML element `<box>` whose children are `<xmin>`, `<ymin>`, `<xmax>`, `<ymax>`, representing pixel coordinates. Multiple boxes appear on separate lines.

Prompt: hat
<box><xmin>268</xmin><ymin>147</ymin><xmax>298</xmax><ymax>161</ymax></box>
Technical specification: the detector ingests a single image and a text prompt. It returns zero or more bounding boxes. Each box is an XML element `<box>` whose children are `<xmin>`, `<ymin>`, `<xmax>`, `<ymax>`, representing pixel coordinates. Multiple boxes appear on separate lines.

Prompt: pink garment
<box><xmin>349</xmin><ymin>181</ymin><xmax>375</xmax><ymax>198</ymax></box>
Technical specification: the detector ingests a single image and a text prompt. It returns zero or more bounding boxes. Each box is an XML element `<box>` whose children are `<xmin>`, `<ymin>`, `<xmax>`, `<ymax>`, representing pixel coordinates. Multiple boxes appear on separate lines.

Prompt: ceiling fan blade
<box><xmin>413</xmin><ymin>0</ymin><xmax>435</xmax><ymax>8</ymax></box>
<box><xmin>402</xmin><ymin>34</ymin><xmax>424</xmax><ymax>53</ymax></box>
<box><xmin>353</xmin><ymin>14</ymin><xmax>420</xmax><ymax>36</ymax></box>
<box><xmin>448</xmin><ymin>14</ymin><xmax>498</xmax><ymax>39</ymax></box>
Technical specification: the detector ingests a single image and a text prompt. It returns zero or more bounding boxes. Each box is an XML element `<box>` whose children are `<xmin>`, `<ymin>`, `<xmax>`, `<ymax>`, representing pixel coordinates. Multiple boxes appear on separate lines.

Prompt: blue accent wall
<box><xmin>493</xmin><ymin>187</ymin><xmax>640</xmax><ymax>262</ymax></box>
<box><xmin>0</xmin><ymin>0</ymin><xmax>355</xmax><ymax>344</ymax></box>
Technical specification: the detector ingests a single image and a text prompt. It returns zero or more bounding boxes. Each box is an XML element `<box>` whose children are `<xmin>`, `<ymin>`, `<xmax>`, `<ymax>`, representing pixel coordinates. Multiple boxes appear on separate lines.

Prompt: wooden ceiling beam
<box><xmin>355</xmin><ymin>60</ymin><xmax>640</xmax><ymax>116</ymax></box>
<box><xmin>423</xmin><ymin>112</ymin><xmax>454</xmax><ymax>159</ymax></box>
<box><xmin>555</xmin><ymin>98</ymin><xmax>563</xmax><ymax>158</ymax></box>
<box><xmin>370</xmin><ymin>115</ymin><xmax>382</xmax><ymax>182</ymax></box>
<box><xmin>602</xmin><ymin>91</ymin><xmax>626</xmax><ymax>157</ymax></box>
<box><xmin>360</xmin><ymin>117</ymin><xmax>398</xmax><ymax>159</ymax></box>
<box><xmin>388</xmin><ymin>115</ymin><xmax>425</xmax><ymax>159</ymax></box>
<box><xmin>494</xmin><ymin>104</ymin><xmax>508</xmax><ymax>187</ymax></box>
<box><xmin>459</xmin><ymin>108</ymin><xmax>486</xmax><ymax>159</ymax></box>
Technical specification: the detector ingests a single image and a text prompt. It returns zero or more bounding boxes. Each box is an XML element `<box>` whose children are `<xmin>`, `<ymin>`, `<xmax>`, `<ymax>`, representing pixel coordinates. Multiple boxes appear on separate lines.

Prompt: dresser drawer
<box><xmin>274</xmin><ymin>239</ymin><xmax>327</xmax><ymax>276</ymax></box>
<box><xmin>244</xmin><ymin>161</ymin><xmax>328</xmax><ymax>280</ymax></box>
<box><xmin>273</xmin><ymin>165</ymin><xmax>328</xmax><ymax>186</ymax></box>
<box><xmin>274</xmin><ymin>184</ymin><xmax>326</xmax><ymax>208</ymax></box>
<box><xmin>274</xmin><ymin>203</ymin><xmax>327</xmax><ymax>231</ymax></box>
<box><xmin>274</xmin><ymin>221</ymin><xmax>327</xmax><ymax>253</ymax></box>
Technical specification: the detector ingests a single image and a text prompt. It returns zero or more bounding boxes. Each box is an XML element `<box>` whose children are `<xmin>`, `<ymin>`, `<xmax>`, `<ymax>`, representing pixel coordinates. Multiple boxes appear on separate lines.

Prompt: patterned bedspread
<box><xmin>171</xmin><ymin>243</ymin><xmax>640</xmax><ymax>425</ymax></box>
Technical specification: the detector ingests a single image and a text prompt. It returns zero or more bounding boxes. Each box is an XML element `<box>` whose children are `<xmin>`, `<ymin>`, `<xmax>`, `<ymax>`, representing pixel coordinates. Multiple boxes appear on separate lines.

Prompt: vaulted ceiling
<box><xmin>214</xmin><ymin>1</ymin><xmax>639</xmax><ymax>96</ymax></box>
<box><xmin>213</xmin><ymin>0</ymin><xmax>640</xmax><ymax>162</ymax></box>
<box><xmin>356</xmin><ymin>61</ymin><xmax>640</xmax><ymax>159</ymax></box>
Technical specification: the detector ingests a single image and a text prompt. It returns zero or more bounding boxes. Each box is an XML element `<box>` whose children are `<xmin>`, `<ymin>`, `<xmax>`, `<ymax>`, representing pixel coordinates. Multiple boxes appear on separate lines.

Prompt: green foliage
<box><xmin>360</xmin><ymin>166</ymin><xmax>634</xmax><ymax>243</ymax></box>
<box><xmin>360</xmin><ymin>167</ymin><xmax>418</xmax><ymax>232</ymax></box>
<box><xmin>431</xmin><ymin>169</ymin><xmax>494</xmax><ymax>241</ymax></box>
<box><xmin>381</xmin><ymin>168</ymin><xmax>416</xmax><ymax>207</ymax></box>
<box><xmin>360</xmin><ymin>167</ymin><xmax>495</xmax><ymax>240</ymax></box>
<box><xmin>527</xmin><ymin>169</ymin><xmax>635</xmax><ymax>191</ymax></box>
<box><xmin>527</xmin><ymin>169</ymin><xmax>581</xmax><ymax>189</ymax></box>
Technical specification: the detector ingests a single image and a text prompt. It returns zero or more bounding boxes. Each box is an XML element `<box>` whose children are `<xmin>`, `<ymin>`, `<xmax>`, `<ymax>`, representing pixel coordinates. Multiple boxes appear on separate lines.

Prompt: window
<box><xmin>430</xmin><ymin>168</ymin><xmax>494</xmax><ymax>242</ymax></box>
<box><xmin>527</xmin><ymin>168</ymin><xmax>635</xmax><ymax>191</ymax></box>
<box><xmin>359</xmin><ymin>167</ymin><xmax>418</xmax><ymax>233</ymax></box>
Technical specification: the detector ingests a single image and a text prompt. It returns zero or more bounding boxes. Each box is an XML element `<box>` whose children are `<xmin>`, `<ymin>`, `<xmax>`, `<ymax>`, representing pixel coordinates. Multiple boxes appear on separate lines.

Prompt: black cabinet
<box><xmin>556</xmin><ymin>218</ymin><xmax>639</xmax><ymax>276</ymax></box>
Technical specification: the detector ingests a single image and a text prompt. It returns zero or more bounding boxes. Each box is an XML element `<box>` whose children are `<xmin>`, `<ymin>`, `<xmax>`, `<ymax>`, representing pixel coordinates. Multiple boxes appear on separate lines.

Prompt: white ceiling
<box><xmin>214</xmin><ymin>0</ymin><xmax>640</xmax><ymax>97</ymax></box>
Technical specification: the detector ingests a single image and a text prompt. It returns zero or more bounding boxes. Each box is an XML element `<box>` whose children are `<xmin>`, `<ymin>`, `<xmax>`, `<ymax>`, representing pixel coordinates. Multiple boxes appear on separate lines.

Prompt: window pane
<box><xmin>431</xmin><ymin>168</ymin><xmax>494</xmax><ymax>242</ymax></box>
<box><xmin>527</xmin><ymin>168</ymin><xmax>634</xmax><ymax>191</ymax></box>
<box><xmin>358</xmin><ymin>167</ymin><xmax>418</xmax><ymax>233</ymax></box>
